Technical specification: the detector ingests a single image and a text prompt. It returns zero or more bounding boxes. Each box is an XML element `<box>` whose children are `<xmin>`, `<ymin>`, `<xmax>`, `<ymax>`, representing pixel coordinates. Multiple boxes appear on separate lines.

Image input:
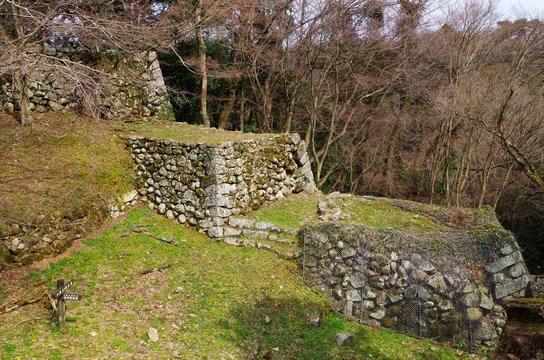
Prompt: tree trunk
<box><xmin>13</xmin><ymin>71</ymin><xmax>33</xmax><ymax>126</ymax></box>
<box><xmin>283</xmin><ymin>94</ymin><xmax>296</xmax><ymax>133</ymax></box>
<box><xmin>195</xmin><ymin>2</ymin><xmax>210</xmax><ymax>127</ymax></box>
<box><xmin>238</xmin><ymin>85</ymin><xmax>245</xmax><ymax>132</ymax></box>
<box><xmin>218</xmin><ymin>87</ymin><xmax>236</xmax><ymax>130</ymax></box>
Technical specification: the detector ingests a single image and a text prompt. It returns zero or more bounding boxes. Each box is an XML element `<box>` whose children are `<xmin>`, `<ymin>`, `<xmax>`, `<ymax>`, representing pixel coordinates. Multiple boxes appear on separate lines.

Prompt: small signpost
<box><xmin>53</xmin><ymin>279</ymin><xmax>81</xmax><ymax>328</ymax></box>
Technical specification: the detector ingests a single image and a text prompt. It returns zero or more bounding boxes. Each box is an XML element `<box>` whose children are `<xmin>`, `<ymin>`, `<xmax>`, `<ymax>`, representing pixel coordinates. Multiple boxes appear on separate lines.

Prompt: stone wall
<box><xmin>300</xmin><ymin>213</ymin><xmax>530</xmax><ymax>351</ymax></box>
<box><xmin>0</xmin><ymin>45</ymin><xmax>171</xmax><ymax>119</ymax></box>
<box><xmin>126</xmin><ymin>133</ymin><xmax>316</xmax><ymax>238</ymax></box>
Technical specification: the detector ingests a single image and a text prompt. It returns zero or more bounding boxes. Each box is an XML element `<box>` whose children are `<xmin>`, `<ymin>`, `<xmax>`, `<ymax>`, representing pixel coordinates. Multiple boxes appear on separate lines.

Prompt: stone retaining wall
<box><xmin>0</xmin><ymin>46</ymin><xmax>171</xmax><ymax>119</ymax></box>
<box><xmin>300</xmin><ymin>221</ymin><xmax>530</xmax><ymax>351</ymax></box>
<box><xmin>126</xmin><ymin>133</ymin><xmax>316</xmax><ymax>238</ymax></box>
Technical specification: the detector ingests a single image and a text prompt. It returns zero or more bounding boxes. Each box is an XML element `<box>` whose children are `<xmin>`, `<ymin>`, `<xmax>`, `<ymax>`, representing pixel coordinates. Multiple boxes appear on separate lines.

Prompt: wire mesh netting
<box><xmin>300</xmin><ymin>223</ymin><xmax>511</xmax><ymax>353</ymax></box>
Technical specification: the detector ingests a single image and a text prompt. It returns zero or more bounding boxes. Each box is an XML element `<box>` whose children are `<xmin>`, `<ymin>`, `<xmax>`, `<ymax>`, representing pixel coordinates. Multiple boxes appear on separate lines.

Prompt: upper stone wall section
<box><xmin>300</xmin><ymin>194</ymin><xmax>530</xmax><ymax>352</ymax></box>
<box><xmin>0</xmin><ymin>45</ymin><xmax>172</xmax><ymax>119</ymax></box>
<box><xmin>126</xmin><ymin>124</ymin><xmax>316</xmax><ymax>237</ymax></box>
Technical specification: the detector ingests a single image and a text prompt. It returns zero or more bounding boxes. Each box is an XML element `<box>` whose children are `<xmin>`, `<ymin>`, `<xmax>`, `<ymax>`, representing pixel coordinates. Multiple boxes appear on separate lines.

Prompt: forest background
<box><xmin>1</xmin><ymin>0</ymin><xmax>543</xmax><ymax>272</ymax></box>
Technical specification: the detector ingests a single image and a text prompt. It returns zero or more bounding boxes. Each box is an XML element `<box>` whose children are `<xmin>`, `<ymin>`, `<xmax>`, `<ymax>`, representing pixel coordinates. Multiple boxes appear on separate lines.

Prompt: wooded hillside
<box><xmin>1</xmin><ymin>0</ymin><xmax>543</xmax><ymax>272</ymax></box>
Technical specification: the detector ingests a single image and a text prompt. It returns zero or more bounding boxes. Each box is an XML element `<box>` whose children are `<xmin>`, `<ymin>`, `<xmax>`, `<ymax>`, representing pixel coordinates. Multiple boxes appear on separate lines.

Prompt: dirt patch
<box><xmin>0</xmin><ymin>210</ymin><xmax>130</xmax><ymax>304</ymax></box>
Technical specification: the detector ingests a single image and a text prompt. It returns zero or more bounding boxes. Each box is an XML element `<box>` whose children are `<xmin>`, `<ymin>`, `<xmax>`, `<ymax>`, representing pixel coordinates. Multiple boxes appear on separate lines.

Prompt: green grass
<box><xmin>247</xmin><ymin>193</ymin><xmax>324</xmax><ymax>229</ymax></box>
<box><xmin>0</xmin><ymin>114</ymin><xmax>135</xmax><ymax>225</ymax></box>
<box><xmin>336</xmin><ymin>196</ymin><xmax>443</xmax><ymax>231</ymax></box>
<box><xmin>0</xmin><ymin>208</ymin><xmax>465</xmax><ymax>359</ymax></box>
<box><xmin>115</xmin><ymin>122</ymin><xmax>274</xmax><ymax>144</ymax></box>
<box><xmin>245</xmin><ymin>193</ymin><xmax>442</xmax><ymax>232</ymax></box>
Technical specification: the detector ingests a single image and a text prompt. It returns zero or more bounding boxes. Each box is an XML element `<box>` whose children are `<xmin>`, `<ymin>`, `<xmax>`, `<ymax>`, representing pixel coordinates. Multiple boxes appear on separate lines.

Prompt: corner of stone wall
<box><xmin>126</xmin><ymin>131</ymin><xmax>317</xmax><ymax>240</ymax></box>
<box><xmin>0</xmin><ymin>47</ymin><xmax>172</xmax><ymax>120</ymax></box>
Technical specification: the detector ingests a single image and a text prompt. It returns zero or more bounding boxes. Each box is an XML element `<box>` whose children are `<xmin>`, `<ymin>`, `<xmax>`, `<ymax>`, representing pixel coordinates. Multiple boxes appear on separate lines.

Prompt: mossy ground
<box><xmin>518</xmin><ymin>298</ymin><xmax>544</xmax><ymax>304</ymax></box>
<box><xmin>335</xmin><ymin>196</ymin><xmax>444</xmax><ymax>232</ymax></box>
<box><xmin>244</xmin><ymin>193</ymin><xmax>444</xmax><ymax>232</ymax></box>
<box><xmin>0</xmin><ymin>113</ymin><xmax>134</xmax><ymax>226</ymax></box>
<box><xmin>0</xmin><ymin>113</ymin><xmax>275</xmax><ymax>228</ymax></box>
<box><xmin>0</xmin><ymin>208</ymin><xmax>468</xmax><ymax>359</ymax></box>
<box><xmin>115</xmin><ymin>121</ymin><xmax>273</xmax><ymax>144</ymax></box>
<box><xmin>247</xmin><ymin>193</ymin><xmax>324</xmax><ymax>230</ymax></box>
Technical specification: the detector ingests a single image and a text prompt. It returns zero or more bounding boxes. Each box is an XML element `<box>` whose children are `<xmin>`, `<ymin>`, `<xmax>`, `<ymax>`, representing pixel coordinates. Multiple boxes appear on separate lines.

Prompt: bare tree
<box><xmin>0</xmin><ymin>0</ymin><xmax>168</xmax><ymax>125</ymax></box>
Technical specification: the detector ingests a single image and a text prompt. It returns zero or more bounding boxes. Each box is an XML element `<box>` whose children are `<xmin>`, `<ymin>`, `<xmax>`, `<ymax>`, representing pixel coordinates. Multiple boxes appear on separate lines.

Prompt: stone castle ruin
<box><xmin>299</xmin><ymin>195</ymin><xmax>530</xmax><ymax>352</ymax></box>
<box><xmin>126</xmin><ymin>134</ymin><xmax>531</xmax><ymax>352</ymax></box>
<box><xmin>0</xmin><ymin>43</ymin><xmax>172</xmax><ymax>119</ymax></box>
<box><xmin>126</xmin><ymin>132</ymin><xmax>316</xmax><ymax>238</ymax></box>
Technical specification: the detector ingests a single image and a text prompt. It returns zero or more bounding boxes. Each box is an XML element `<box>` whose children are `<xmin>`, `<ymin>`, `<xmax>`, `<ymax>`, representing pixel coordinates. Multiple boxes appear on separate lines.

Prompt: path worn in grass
<box><xmin>0</xmin><ymin>208</ymin><xmax>469</xmax><ymax>359</ymax></box>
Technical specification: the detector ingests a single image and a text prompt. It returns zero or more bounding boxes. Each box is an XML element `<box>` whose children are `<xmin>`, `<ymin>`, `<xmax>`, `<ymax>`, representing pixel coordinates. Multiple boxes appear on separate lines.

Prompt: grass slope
<box><xmin>115</xmin><ymin>122</ymin><xmax>273</xmax><ymax>144</ymax></box>
<box><xmin>0</xmin><ymin>208</ymin><xmax>466</xmax><ymax>360</ymax></box>
<box><xmin>0</xmin><ymin>113</ymin><xmax>273</xmax><ymax>228</ymax></box>
<box><xmin>0</xmin><ymin>113</ymin><xmax>134</xmax><ymax>225</ymax></box>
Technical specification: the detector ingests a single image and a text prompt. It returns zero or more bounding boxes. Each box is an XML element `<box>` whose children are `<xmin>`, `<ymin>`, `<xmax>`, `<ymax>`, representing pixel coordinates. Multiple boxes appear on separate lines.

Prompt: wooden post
<box><xmin>57</xmin><ymin>279</ymin><xmax>65</xmax><ymax>329</ymax></box>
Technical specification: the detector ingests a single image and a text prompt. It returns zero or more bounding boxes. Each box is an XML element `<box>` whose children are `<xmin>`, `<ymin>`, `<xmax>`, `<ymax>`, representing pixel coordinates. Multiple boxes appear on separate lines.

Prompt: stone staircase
<box><xmin>217</xmin><ymin>217</ymin><xmax>300</xmax><ymax>259</ymax></box>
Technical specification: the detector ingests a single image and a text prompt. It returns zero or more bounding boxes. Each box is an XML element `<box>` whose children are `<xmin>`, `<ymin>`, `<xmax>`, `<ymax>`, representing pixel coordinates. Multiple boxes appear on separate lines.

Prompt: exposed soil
<box><xmin>0</xmin><ymin>209</ymin><xmax>130</xmax><ymax>305</ymax></box>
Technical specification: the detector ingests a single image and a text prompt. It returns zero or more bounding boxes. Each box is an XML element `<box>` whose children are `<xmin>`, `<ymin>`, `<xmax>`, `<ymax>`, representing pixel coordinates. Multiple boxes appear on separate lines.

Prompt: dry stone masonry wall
<box><xmin>0</xmin><ymin>45</ymin><xmax>171</xmax><ymax>119</ymax></box>
<box><xmin>127</xmin><ymin>132</ymin><xmax>316</xmax><ymax>238</ymax></box>
<box><xmin>300</xmin><ymin>205</ymin><xmax>530</xmax><ymax>352</ymax></box>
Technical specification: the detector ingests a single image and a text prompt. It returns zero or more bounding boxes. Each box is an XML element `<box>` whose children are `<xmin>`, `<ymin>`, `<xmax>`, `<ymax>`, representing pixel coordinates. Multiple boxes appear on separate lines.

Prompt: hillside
<box><xmin>0</xmin><ymin>207</ymin><xmax>469</xmax><ymax>359</ymax></box>
<box><xmin>0</xmin><ymin>114</ymin><xmax>473</xmax><ymax>359</ymax></box>
<box><xmin>0</xmin><ymin>114</ymin><xmax>269</xmax><ymax>268</ymax></box>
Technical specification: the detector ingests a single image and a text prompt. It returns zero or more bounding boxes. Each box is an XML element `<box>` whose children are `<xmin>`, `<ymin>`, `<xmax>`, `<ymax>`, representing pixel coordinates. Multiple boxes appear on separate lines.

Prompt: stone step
<box><xmin>227</xmin><ymin>217</ymin><xmax>283</xmax><ymax>233</ymax></box>
<box><xmin>221</xmin><ymin>227</ymin><xmax>294</xmax><ymax>245</ymax></box>
<box><xmin>221</xmin><ymin>236</ymin><xmax>300</xmax><ymax>260</ymax></box>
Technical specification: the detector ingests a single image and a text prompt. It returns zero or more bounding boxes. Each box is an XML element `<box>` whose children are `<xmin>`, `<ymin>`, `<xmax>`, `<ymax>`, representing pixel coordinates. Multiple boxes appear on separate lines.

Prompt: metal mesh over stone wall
<box><xmin>300</xmin><ymin>221</ymin><xmax>530</xmax><ymax>352</ymax></box>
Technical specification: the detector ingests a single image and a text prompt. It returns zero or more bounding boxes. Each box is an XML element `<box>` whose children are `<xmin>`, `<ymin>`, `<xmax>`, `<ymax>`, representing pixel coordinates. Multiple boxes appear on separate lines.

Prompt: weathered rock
<box><xmin>508</xmin><ymin>263</ymin><xmax>525</xmax><ymax>278</ymax></box>
<box><xmin>485</xmin><ymin>251</ymin><xmax>522</xmax><ymax>273</ymax></box>
<box><xmin>223</xmin><ymin>227</ymin><xmax>242</xmax><ymax>237</ymax></box>
<box><xmin>480</xmin><ymin>294</ymin><xmax>494</xmax><ymax>312</ymax></box>
<box><xmin>405</xmin><ymin>286</ymin><xmax>418</xmax><ymax>300</ymax></box>
<box><xmin>494</xmin><ymin>275</ymin><xmax>529</xmax><ymax>299</ymax></box>
<box><xmin>254</xmin><ymin>222</ymin><xmax>281</xmax><ymax>233</ymax></box>
<box><xmin>122</xmin><ymin>190</ymin><xmax>139</xmax><ymax>203</ymax></box>
<box><xmin>336</xmin><ymin>333</ymin><xmax>355</xmax><ymax>346</ymax></box>
<box><xmin>363</xmin><ymin>300</ymin><xmax>375</xmax><ymax>310</ymax></box>
<box><xmin>467</xmin><ymin>308</ymin><xmax>483</xmax><ymax>321</ymax></box>
<box><xmin>363</xmin><ymin>289</ymin><xmax>377</xmax><ymax>299</ymax></box>
<box><xmin>147</xmin><ymin>327</ymin><xmax>159</xmax><ymax>342</ymax></box>
<box><xmin>341</xmin><ymin>247</ymin><xmax>357</xmax><ymax>258</ymax></box>
<box><xmin>346</xmin><ymin>290</ymin><xmax>362</xmax><ymax>302</ymax></box>
<box><xmin>428</xmin><ymin>274</ymin><xmax>447</xmax><ymax>293</ymax></box>
<box><xmin>494</xmin><ymin>318</ymin><xmax>506</xmax><ymax>327</ymax></box>
<box><xmin>419</xmin><ymin>261</ymin><xmax>436</xmax><ymax>273</ymax></box>
<box><xmin>369</xmin><ymin>309</ymin><xmax>386</xmax><ymax>320</ymax></box>
<box><xmin>349</xmin><ymin>277</ymin><xmax>364</xmax><ymax>289</ymax></box>
<box><xmin>208</xmin><ymin>227</ymin><xmax>223</xmax><ymax>238</ymax></box>
<box><xmin>224</xmin><ymin>237</ymin><xmax>241</xmax><ymax>246</ymax></box>
<box><xmin>462</xmin><ymin>292</ymin><xmax>480</xmax><ymax>308</ymax></box>
<box><xmin>500</xmin><ymin>244</ymin><xmax>515</xmax><ymax>256</ymax></box>
<box><xmin>417</xmin><ymin>286</ymin><xmax>430</xmax><ymax>301</ymax></box>
<box><xmin>158</xmin><ymin>203</ymin><xmax>166</xmax><ymax>214</ymax></box>
<box><xmin>388</xmin><ymin>292</ymin><xmax>403</xmax><ymax>304</ymax></box>
<box><xmin>438</xmin><ymin>300</ymin><xmax>453</xmax><ymax>312</ymax></box>
<box><xmin>472</xmin><ymin>321</ymin><xmax>496</xmax><ymax>341</ymax></box>
<box><xmin>228</xmin><ymin>218</ymin><xmax>255</xmax><ymax>229</ymax></box>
